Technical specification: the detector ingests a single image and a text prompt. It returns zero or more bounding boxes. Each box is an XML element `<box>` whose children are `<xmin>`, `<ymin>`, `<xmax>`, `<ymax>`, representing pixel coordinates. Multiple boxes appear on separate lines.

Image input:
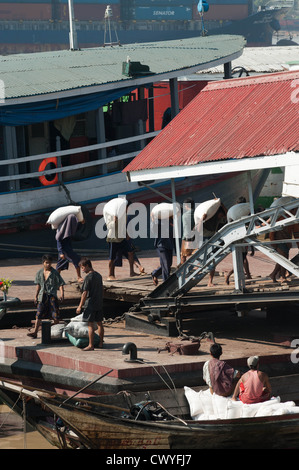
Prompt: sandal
<box><xmin>27</xmin><ymin>332</ymin><xmax>37</xmax><ymax>339</ymax></box>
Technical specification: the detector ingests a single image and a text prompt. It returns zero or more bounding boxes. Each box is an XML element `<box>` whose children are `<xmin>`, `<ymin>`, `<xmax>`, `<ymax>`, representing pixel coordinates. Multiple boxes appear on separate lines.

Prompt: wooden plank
<box><xmin>103</xmin><ymin>273</ymin><xmax>299</xmax><ymax>304</ymax></box>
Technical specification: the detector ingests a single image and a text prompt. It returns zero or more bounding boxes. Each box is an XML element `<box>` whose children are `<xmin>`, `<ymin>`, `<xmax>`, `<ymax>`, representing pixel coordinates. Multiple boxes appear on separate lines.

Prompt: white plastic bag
<box><xmin>65</xmin><ymin>314</ymin><xmax>98</xmax><ymax>338</ymax></box>
<box><xmin>50</xmin><ymin>323</ymin><xmax>66</xmax><ymax>340</ymax></box>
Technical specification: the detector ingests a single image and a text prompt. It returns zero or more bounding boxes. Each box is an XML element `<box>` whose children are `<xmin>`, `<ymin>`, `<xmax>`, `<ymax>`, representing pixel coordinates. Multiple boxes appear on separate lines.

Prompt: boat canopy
<box><xmin>0</xmin><ymin>86</ymin><xmax>136</xmax><ymax>126</ymax></box>
<box><xmin>0</xmin><ymin>35</ymin><xmax>245</xmax><ymax>126</ymax></box>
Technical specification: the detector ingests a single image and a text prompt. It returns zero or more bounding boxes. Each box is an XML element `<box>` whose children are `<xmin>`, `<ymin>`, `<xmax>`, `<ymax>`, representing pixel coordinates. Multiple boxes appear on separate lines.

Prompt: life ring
<box><xmin>38</xmin><ymin>157</ymin><xmax>58</xmax><ymax>186</ymax></box>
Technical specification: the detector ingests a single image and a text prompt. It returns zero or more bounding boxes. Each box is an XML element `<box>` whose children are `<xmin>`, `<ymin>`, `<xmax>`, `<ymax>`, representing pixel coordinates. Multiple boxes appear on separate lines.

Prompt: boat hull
<box><xmin>41</xmin><ymin>396</ymin><xmax>299</xmax><ymax>449</ymax></box>
<box><xmin>0</xmin><ymin>7</ymin><xmax>290</xmax><ymax>54</ymax></box>
<box><xmin>1</xmin><ymin>376</ymin><xmax>299</xmax><ymax>449</ymax></box>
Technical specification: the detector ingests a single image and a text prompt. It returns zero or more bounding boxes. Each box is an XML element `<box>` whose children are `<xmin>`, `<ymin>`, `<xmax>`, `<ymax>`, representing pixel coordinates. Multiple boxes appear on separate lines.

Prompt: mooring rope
<box><xmin>22</xmin><ymin>395</ymin><xmax>27</xmax><ymax>449</ymax></box>
<box><xmin>0</xmin><ymin>393</ymin><xmax>21</xmax><ymax>430</ymax></box>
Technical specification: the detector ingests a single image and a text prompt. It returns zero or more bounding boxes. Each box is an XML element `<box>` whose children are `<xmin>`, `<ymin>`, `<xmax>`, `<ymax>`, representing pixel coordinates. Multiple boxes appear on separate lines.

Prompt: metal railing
<box><xmin>144</xmin><ymin>198</ymin><xmax>299</xmax><ymax>301</ymax></box>
<box><xmin>0</xmin><ymin>130</ymin><xmax>159</xmax><ymax>184</ymax></box>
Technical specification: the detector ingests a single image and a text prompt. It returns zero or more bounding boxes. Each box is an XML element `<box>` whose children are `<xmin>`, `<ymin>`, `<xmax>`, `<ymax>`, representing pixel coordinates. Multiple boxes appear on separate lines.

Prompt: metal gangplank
<box><xmin>132</xmin><ymin>199</ymin><xmax>299</xmax><ymax>331</ymax></box>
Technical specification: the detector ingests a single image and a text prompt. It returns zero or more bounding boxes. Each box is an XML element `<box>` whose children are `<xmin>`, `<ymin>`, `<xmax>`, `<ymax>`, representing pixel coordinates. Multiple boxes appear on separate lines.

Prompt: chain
<box><xmin>103</xmin><ymin>313</ymin><xmax>125</xmax><ymax>325</ymax></box>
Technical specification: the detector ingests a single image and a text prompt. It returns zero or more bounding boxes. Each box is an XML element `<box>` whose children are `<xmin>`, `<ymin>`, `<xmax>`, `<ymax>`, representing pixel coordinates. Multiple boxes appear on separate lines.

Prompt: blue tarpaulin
<box><xmin>0</xmin><ymin>86</ymin><xmax>137</xmax><ymax>126</ymax></box>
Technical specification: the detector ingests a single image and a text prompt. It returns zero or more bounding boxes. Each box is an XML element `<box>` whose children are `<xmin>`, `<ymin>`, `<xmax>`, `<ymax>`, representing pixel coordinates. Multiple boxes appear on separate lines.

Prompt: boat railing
<box><xmin>0</xmin><ymin>130</ymin><xmax>159</xmax><ymax>189</ymax></box>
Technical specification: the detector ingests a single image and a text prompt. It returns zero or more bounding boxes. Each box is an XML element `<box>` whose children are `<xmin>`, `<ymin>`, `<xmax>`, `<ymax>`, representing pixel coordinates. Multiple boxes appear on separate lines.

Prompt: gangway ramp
<box><xmin>126</xmin><ymin>199</ymin><xmax>299</xmax><ymax>336</ymax></box>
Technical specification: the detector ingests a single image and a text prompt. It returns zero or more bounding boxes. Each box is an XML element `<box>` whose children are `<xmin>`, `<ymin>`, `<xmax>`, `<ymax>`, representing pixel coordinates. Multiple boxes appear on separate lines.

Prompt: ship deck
<box><xmin>0</xmin><ymin>249</ymin><xmax>298</xmax><ymax>395</ymax></box>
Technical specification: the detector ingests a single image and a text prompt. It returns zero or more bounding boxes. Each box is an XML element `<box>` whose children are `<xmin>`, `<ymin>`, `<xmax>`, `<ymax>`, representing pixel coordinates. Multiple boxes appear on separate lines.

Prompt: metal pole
<box><xmin>171</xmin><ymin>178</ymin><xmax>181</xmax><ymax>266</ymax></box>
<box><xmin>60</xmin><ymin>369</ymin><xmax>114</xmax><ymax>405</ymax></box>
<box><xmin>247</xmin><ymin>170</ymin><xmax>255</xmax><ymax>214</ymax></box>
<box><xmin>68</xmin><ymin>0</ymin><xmax>78</xmax><ymax>50</ymax></box>
<box><xmin>170</xmin><ymin>78</ymin><xmax>179</xmax><ymax>120</ymax></box>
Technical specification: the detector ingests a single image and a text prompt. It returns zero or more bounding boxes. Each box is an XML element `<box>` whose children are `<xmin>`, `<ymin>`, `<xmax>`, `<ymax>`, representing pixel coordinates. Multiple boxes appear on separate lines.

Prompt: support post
<box><xmin>224</xmin><ymin>62</ymin><xmax>232</xmax><ymax>79</ymax></box>
<box><xmin>171</xmin><ymin>178</ymin><xmax>181</xmax><ymax>267</ymax></box>
<box><xmin>56</xmin><ymin>135</ymin><xmax>62</xmax><ymax>184</ymax></box>
<box><xmin>148</xmin><ymin>85</ymin><xmax>155</xmax><ymax>132</ymax></box>
<box><xmin>170</xmin><ymin>78</ymin><xmax>179</xmax><ymax>119</ymax></box>
<box><xmin>4</xmin><ymin>126</ymin><xmax>19</xmax><ymax>191</ymax></box>
<box><xmin>232</xmin><ymin>245</ymin><xmax>246</xmax><ymax>292</ymax></box>
<box><xmin>96</xmin><ymin>107</ymin><xmax>107</xmax><ymax>174</ymax></box>
<box><xmin>68</xmin><ymin>0</ymin><xmax>78</xmax><ymax>50</ymax></box>
<box><xmin>247</xmin><ymin>170</ymin><xmax>254</xmax><ymax>214</ymax></box>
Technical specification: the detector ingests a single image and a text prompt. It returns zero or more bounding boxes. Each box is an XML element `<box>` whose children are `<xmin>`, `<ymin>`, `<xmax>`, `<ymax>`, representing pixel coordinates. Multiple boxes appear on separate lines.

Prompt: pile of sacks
<box><xmin>50</xmin><ymin>314</ymin><xmax>100</xmax><ymax>348</ymax></box>
<box><xmin>184</xmin><ymin>386</ymin><xmax>299</xmax><ymax>420</ymax></box>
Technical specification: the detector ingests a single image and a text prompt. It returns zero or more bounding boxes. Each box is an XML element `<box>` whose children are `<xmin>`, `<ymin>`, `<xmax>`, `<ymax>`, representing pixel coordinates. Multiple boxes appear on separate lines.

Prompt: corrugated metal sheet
<box><xmin>124</xmin><ymin>70</ymin><xmax>299</xmax><ymax>173</ymax></box>
<box><xmin>197</xmin><ymin>46</ymin><xmax>299</xmax><ymax>74</ymax></box>
<box><xmin>0</xmin><ymin>35</ymin><xmax>244</xmax><ymax>100</ymax></box>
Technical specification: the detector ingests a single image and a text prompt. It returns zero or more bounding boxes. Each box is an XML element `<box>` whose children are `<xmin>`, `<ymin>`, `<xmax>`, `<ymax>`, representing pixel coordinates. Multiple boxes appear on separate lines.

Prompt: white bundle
<box><xmin>50</xmin><ymin>323</ymin><xmax>66</xmax><ymax>340</ymax></box>
<box><xmin>184</xmin><ymin>386</ymin><xmax>299</xmax><ymax>421</ymax></box>
<box><xmin>227</xmin><ymin>203</ymin><xmax>250</xmax><ymax>223</ymax></box>
<box><xmin>194</xmin><ymin>198</ymin><xmax>221</xmax><ymax>226</ymax></box>
<box><xmin>270</xmin><ymin>196</ymin><xmax>296</xmax><ymax>208</ymax></box>
<box><xmin>151</xmin><ymin>202</ymin><xmax>180</xmax><ymax>220</ymax></box>
<box><xmin>103</xmin><ymin>198</ymin><xmax>128</xmax><ymax>222</ymax></box>
<box><xmin>65</xmin><ymin>314</ymin><xmax>97</xmax><ymax>338</ymax></box>
<box><xmin>103</xmin><ymin>198</ymin><xmax>128</xmax><ymax>240</ymax></box>
<box><xmin>46</xmin><ymin>205</ymin><xmax>84</xmax><ymax>229</ymax></box>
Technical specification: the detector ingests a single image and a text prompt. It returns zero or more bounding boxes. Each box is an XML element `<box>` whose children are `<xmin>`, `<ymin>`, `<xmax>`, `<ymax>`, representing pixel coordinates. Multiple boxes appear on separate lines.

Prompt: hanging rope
<box><xmin>0</xmin><ymin>393</ymin><xmax>21</xmax><ymax>430</ymax></box>
<box><xmin>22</xmin><ymin>395</ymin><xmax>27</xmax><ymax>449</ymax></box>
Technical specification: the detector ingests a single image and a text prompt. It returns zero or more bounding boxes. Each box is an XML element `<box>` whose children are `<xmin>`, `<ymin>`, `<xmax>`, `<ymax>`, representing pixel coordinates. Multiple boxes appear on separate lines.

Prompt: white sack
<box><xmin>151</xmin><ymin>202</ymin><xmax>180</xmax><ymax>220</ymax></box>
<box><xmin>227</xmin><ymin>203</ymin><xmax>251</xmax><ymax>223</ymax></box>
<box><xmin>65</xmin><ymin>315</ymin><xmax>98</xmax><ymax>338</ymax></box>
<box><xmin>103</xmin><ymin>198</ymin><xmax>128</xmax><ymax>221</ymax></box>
<box><xmin>50</xmin><ymin>323</ymin><xmax>66</xmax><ymax>339</ymax></box>
<box><xmin>46</xmin><ymin>205</ymin><xmax>83</xmax><ymax>229</ymax></box>
<box><xmin>194</xmin><ymin>198</ymin><xmax>221</xmax><ymax>226</ymax></box>
<box><xmin>270</xmin><ymin>196</ymin><xmax>296</xmax><ymax>208</ymax></box>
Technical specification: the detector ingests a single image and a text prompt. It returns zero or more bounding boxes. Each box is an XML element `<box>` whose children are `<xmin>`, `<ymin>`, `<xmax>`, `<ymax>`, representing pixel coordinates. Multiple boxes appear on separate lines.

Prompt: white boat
<box><xmin>0</xmin><ymin>136</ymin><xmax>266</xmax><ymax>258</ymax></box>
<box><xmin>0</xmin><ymin>33</ymin><xmax>252</xmax><ymax>258</ymax></box>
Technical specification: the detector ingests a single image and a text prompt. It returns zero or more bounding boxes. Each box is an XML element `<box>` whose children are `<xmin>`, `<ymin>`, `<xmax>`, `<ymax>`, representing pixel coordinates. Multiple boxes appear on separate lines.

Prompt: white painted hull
<box><xmin>1</xmin><ymin>168</ymin><xmax>269</xmax><ymax>221</ymax></box>
<box><xmin>1</xmin><ymin>171</ymin><xmax>137</xmax><ymax>220</ymax></box>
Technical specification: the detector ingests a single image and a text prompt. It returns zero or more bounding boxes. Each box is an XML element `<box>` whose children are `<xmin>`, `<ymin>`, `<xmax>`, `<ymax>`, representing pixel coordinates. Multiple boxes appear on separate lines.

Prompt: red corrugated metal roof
<box><xmin>124</xmin><ymin>71</ymin><xmax>299</xmax><ymax>174</ymax></box>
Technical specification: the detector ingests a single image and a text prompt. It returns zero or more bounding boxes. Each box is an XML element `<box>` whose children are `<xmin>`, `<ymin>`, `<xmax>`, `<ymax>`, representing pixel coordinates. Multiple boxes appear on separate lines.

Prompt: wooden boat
<box><xmin>1</xmin><ymin>375</ymin><xmax>299</xmax><ymax>449</ymax></box>
<box><xmin>0</xmin><ymin>382</ymin><xmax>82</xmax><ymax>449</ymax></box>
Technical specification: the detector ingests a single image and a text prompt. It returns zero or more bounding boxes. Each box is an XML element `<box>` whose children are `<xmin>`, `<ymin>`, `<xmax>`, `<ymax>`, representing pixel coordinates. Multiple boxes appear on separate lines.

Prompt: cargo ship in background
<box><xmin>0</xmin><ymin>0</ymin><xmax>294</xmax><ymax>55</ymax></box>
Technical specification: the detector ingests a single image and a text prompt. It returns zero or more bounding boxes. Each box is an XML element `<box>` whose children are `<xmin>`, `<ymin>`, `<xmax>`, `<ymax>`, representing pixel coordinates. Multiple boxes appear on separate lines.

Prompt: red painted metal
<box><xmin>124</xmin><ymin>71</ymin><xmax>299</xmax><ymax>174</ymax></box>
<box><xmin>0</xmin><ymin>3</ymin><xmax>51</xmax><ymax>20</ymax></box>
<box><xmin>58</xmin><ymin>3</ymin><xmax>120</xmax><ymax>21</ymax></box>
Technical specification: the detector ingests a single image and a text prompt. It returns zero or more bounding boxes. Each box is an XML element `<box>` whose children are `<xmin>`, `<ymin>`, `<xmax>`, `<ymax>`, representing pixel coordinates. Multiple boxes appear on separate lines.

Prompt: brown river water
<box><xmin>0</xmin><ymin>404</ymin><xmax>56</xmax><ymax>449</ymax></box>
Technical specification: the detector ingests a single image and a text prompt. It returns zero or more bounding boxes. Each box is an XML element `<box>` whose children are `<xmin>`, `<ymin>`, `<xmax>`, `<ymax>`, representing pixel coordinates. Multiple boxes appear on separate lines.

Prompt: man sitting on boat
<box><xmin>203</xmin><ymin>343</ymin><xmax>240</xmax><ymax>397</ymax></box>
<box><xmin>232</xmin><ymin>356</ymin><xmax>272</xmax><ymax>404</ymax></box>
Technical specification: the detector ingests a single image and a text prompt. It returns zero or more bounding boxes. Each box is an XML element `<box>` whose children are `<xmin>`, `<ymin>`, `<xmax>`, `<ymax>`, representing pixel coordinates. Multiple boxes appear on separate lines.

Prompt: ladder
<box><xmin>145</xmin><ymin>198</ymin><xmax>299</xmax><ymax>301</ymax></box>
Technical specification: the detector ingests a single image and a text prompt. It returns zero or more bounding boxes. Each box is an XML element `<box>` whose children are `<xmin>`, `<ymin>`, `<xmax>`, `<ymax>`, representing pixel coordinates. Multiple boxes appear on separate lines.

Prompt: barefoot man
<box><xmin>76</xmin><ymin>257</ymin><xmax>104</xmax><ymax>351</ymax></box>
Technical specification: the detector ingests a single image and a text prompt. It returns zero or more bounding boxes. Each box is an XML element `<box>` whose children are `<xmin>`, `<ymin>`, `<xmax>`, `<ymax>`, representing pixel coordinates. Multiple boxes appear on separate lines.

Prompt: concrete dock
<box><xmin>0</xmin><ymin>249</ymin><xmax>299</xmax><ymax>396</ymax></box>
